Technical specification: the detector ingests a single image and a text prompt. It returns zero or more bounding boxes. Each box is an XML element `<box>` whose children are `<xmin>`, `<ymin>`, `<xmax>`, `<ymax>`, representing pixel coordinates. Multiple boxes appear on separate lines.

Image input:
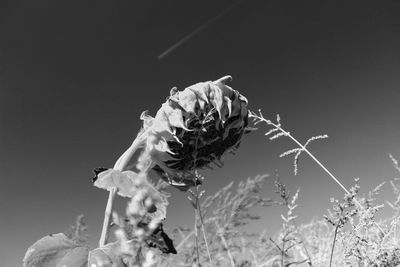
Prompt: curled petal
<box><xmin>140</xmin><ymin>110</ymin><xmax>154</xmax><ymax>129</ymax></box>
<box><xmin>223</xmin><ymin>96</ymin><xmax>232</xmax><ymax>120</ymax></box>
<box><xmin>174</xmin><ymin>87</ymin><xmax>199</xmax><ymax>113</ymax></box>
<box><xmin>214</xmin><ymin>75</ymin><xmax>232</xmax><ymax>86</ymax></box>
<box><xmin>162</xmin><ymin>104</ymin><xmax>190</xmax><ymax>130</ymax></box>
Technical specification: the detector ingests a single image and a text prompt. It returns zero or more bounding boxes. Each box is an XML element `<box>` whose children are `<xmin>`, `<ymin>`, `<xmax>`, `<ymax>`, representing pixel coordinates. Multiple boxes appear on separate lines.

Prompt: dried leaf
<box><xmin>93</xmin><ymin>169</ymin><xmax>140</xmax><ymax>198</ymax></box>
<box><xmin>145</xmin><ymin>224</ymin><xmax>177</xmax><ymax>254</ymax></box>
<box><xmin>92</xmin><ymin>167</ymin><xmax>109</xmax><ymax>182</ymax></box>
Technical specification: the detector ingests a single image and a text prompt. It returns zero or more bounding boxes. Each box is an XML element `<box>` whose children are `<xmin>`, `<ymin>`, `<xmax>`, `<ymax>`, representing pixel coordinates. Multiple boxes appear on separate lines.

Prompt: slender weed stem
<box><xmin>194</xmin><ymin>208</ymin><xmax>200</xmax><ymax>266</ymax></box>
<box><xmin>249</xmin><ymin>110</ymin><xmax>385</xmax><ymax>235</ymax></box>
<box><xmin>189</xmin><ymin>129</ymin><xmax>214</xmax><ymax>266</ymax></box>
<box><xmin>196</xmin><ymin>189</ymin><xmax>214</xmax><ymax>267</ymax></box>
<box><xmin>329</xmin><ymin>225</ymin><xmax>339</xmax><ymax>267</ymax></box>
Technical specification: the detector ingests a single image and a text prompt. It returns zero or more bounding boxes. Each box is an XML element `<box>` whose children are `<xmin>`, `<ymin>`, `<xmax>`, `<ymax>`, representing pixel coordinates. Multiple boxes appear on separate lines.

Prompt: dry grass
<box><xmin>23</xmin><ymin>81</ymin><xmax>400</xmax><ymax>266</ymax></box>
<box><xmin>104</xmin><ymin>112</ymin><xmax>400</xmax><ymax>266</ymax></box>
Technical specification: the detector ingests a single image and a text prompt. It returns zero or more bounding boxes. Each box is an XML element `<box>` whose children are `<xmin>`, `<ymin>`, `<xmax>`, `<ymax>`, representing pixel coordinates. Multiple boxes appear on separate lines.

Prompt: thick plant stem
<box><xmin>98</xmin><ymin>130</ymin><xmax>148</xmax><ymax>247</ymax></box>
<box><xmin>99</xmin><ymin>187</ymin><xmax>117</xmax><ymax>247</ymax></box>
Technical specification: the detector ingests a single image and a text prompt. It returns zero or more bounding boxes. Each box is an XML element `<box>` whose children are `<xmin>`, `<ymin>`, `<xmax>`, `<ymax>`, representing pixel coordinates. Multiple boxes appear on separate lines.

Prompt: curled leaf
<box><xmin>93</xmin><ymin>169</ymin><xmax>142</xmax><ymax>198</ymax></box>
<box><xmin>92</xmin><ymin>167</ymin><xmax>109</xmax><ymax>182</ymax></box>
<box><xmin>23</xmin><ymin>233</ymin><xmax>89</xmax><ymax>267</ymax></box>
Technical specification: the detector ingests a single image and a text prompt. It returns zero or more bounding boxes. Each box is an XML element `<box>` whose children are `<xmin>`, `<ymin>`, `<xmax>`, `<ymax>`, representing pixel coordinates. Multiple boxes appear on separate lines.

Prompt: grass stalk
<box><xmin>194</xmin><ymin>208</ymin><xmax>200</xmax><ymax>266</ymax></box>
<box><xmin>329</xmin><ymin>225</ymin><xmax>339</xmax><ymax>267</ymax></box>
<box><xmin>281</xmin><ymin>238</ymin><xmax>285</xmax><ymax>267</ymax></box>
<box><xmin>250</xmin><ymin>111</ymin><xmax>385</xmax><ymax>235</ymax></box>
<box><xmin>189</xmin><ymin>129</ymin><xmax>214</xmax><ymax>266</ymax></box>
<box><xmin>292</xmin><ymin>221</ymin><xmax>313</xmax><ymax>266</ymax></box>
<box><xmin>196</xmin><ymin>194</ymin><xmax>214</xmax><ymax>267</ymax></box>
<box><xmin>215</xmin><ymin>220</ymin><xmax>235</xmax><ymax>267</ymax></box>
<box><xmin>177</xmin><ymin>231</ymin><xmax>195</xmax><ymax>250</ymax></box>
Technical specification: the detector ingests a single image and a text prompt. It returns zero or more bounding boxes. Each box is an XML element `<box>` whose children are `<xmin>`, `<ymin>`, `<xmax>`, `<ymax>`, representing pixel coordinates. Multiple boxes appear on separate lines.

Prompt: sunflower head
<box><xmin>138</xmin><ymin>75</ymin><xmax>249</xmax><ymax>190</ymax></box>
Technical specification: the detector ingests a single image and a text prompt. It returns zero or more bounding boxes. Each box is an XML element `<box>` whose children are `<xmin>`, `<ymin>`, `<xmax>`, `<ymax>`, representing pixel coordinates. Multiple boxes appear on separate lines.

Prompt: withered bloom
<box><xmin>137</xmin><ymin>75</ymin><xmax>250</xmax><ymax>190</ymax></box>
<box><xmin>92</xmin><ymin>76</ymin><xmax>250</xmax><ymax>249</ymax></box>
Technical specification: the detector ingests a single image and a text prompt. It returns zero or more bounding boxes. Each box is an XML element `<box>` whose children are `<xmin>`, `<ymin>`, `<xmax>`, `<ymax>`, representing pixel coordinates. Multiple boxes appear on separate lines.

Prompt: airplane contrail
<box><xmin>158</xmin><ymin>0</ymin><xmax>245</xmax><ymax>60</ymax></box>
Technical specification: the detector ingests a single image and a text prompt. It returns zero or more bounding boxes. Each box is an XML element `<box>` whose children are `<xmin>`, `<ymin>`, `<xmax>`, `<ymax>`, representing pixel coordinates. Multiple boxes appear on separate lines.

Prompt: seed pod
<box><xmin>138</xmin><ymin>75</ymin><xmax>250</xmax><ymax>190</ymax></box>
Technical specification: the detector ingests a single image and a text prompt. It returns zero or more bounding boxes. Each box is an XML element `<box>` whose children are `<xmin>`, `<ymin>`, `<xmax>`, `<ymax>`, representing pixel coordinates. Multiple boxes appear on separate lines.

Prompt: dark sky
<box><xmin>1</xmin><ymin>0</ymin><xmax>400</xmax><ymax>265</ymax></box>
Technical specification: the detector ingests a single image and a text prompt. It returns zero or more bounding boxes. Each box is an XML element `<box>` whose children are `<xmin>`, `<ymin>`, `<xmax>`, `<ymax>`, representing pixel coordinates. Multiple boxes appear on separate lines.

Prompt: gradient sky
<box><xmin>1</xmin><ymin>0</ymin><xmax>400</xmax><ymax>266</ymax></box>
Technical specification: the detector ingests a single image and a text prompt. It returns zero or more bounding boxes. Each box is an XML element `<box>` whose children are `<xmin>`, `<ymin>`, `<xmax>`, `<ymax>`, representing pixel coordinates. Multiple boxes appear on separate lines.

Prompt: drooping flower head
<box><xmin>92</xmin><ymin>76</ymin><xmax>250</xmax><ymax>252</ymax></box>
<box><xmin>138</xmin><ymin>75</ymin><xmax>250</xmax><ymax>190</ymax></box>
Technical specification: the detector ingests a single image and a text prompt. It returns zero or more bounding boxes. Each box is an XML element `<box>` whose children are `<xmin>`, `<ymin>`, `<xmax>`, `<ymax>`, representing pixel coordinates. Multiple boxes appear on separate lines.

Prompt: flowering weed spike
<box><xmin>279</xmin><ymin>148</ymin><xmax>301</xmax><ymax>158</ymax></box>
<box><xmin>390</xmin><ymin>154</ymin><xmax>400</xmax><ymax>173</ymax></box>
<box><xmin>250</xmin><ymin>109</ymin><xmax>386</xmax><ymax>237</ymax></box>
<box><xmin>265</xmin><ymin>127</ymin><xmax>280</xmax><ymax>136</ymax></box>
<box><xmin>304</xmin><ymin>134</ymin><xmax>329</xmax><ymax>148</ymax></box>
<box><xmin>269</xmin><ymin>131</ymin><xmax>287</xmax><ymax>141</ymax></box>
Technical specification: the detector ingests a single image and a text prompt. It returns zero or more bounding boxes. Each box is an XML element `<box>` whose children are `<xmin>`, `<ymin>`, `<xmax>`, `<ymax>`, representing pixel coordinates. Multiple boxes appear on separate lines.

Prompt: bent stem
<box><xmin>99</xmin><ymin>187</ymin><xmax>117</xmax><ymax>247</ymax></box>
<box><xmin>98</xmin><ymin>130</ymin><xmax>149</xmax><ymax>247</ymax></box>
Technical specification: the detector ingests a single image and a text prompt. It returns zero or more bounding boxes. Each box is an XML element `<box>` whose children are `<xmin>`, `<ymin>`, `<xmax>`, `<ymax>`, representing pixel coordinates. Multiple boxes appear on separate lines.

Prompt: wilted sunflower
<box><xmin>93</xmin><ymin>75</ymin><xmax>250</xmax><ymax>248</ymax></box>
<box><xmin>133</xmin><ymin>75</ymin><xmax>250</xmax><ymax>190</ymax></box>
